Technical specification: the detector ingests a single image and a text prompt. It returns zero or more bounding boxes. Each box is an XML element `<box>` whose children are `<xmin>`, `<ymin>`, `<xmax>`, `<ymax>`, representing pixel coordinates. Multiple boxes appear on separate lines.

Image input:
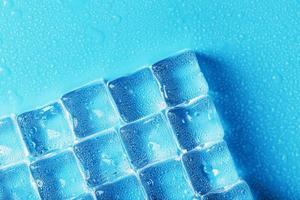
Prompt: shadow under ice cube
<box><xmin>167</xmin><ymin>96</ymin><xmax>224</xmax><ymax>151</ymax></box>
<box><xmin>182</xmin><ymin>141</ymin><xmax>239</xmax><ymax>195</ymax></box>
<box><xmin>62</xmin><ymin>81</ymin><xmax>119</xmax><ymax>138</ymax></box>
<box><xmin>74</xmin><ymin>129</ymin><xmax>132</xmax><ymax>187</ymax></box>
<box><xmin>140</xmin><ymin>159</ymin><xmax>195</xmax><ymax>200</ymax></box>
<box><xmin>120</xmin><ymin>113</ymin><xmax>179</xmax><ymax>169</ymax></box>
<box><xmin>108</xmin><ymin>68</ymin><xmax>166</xmax><ymax>123</ymax></box>
<box><xmin>30</xmin><ymin>150</ymin><xmax>87</xmax><ymax>200</ymax></box>
<box><xmin>152</xmin><ymin>50</ymin><xmax>209</xmax><ymax>106</ymax></box>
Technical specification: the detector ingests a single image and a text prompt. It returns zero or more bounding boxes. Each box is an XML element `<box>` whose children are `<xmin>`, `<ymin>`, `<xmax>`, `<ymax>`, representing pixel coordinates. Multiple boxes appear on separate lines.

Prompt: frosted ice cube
<box><xmin>0</xmin><ymin>162</ymin><xmax>40</xmax><ymax>200</ymax></box>
<box><xmin>182</xmin><ymin>141</ymin><xmax>239</xmax><ymax>195</ymax></box>
<box><xmin>30</xmin><ymin>150</ymin><xmax>87</xmax><ymax>200</ymax></box>
<box><xmin>95</xmin><ymin>175</ymin><xmax>146</xmax><ymax>200</ymax></box>
<box><xmin>74</xmin><ymin>129</ymin><xmax>132</xmax><ymax>187</ymax></box>
<box><xmin>120</xmin><ymin>113</ymin><xmax>179</xmax><ymax>169</ymax></box>
<box><xmin>152</xmin><ymin>50</ymin><xmax>209</xmax><ymax>106</ymax></box>
<box><xmin>62</xmin><ymin>81</ymin><xmax>119</xmax><ymax>138</ymax></box>
<box><xmin>167</xmin><ymin>96</ymin><xmax>224</xmax><ymax>151</ymax></box>
<box><xmin>139</xmin><ymin>159</ymin><xmax>196</xmax><ymax>200</ymax></box>
<box><xmin>108</xmin><ymin>68</ymin><xmax>166</xmax><ymax>123</ymax></box>
<box><xmin>203</xmin><ymin>181</ymin><xmax>253</xmax><ymax>200</ymax></box>
<box><xmin>0</xmin><ymin>116</ymin><xmax>27</xmax><ymax>166</ymax></box>
<box><xmin>17</xmin><ymin>102</ymin><xmax>74</xmax><ymax>157</ymax></box>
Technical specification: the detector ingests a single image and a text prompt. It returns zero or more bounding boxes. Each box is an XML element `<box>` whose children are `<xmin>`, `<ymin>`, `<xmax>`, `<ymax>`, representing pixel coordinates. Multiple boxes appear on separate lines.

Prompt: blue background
<box><xmin>0</xmin><ymin>0</ymin><xmax>299</xmax><ymax>199</ymax></box>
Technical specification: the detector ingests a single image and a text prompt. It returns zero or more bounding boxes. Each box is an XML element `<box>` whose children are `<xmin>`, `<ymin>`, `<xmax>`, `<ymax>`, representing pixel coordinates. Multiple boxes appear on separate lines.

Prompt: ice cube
<box><xmin>152</xmin><ymin>50</ymin><xmax>209</xmax><ymax>106</ymax></box>
<box><xmin>108</xmin><ymin>68</ymin><xmax>166</xmax><ymax>123</ymax></box>
<box><xmin>203</xmin><ymin>181</ymin><xmax>253</xmax><ymax>200</ymax></box>
<box><xmin>62</xmin><ymin>81</ymin><xmax>119</xmax><ymax>138</ymax></box>
<box><xmin>73</xmin><ymin>129</ymin><xmax>132</xmax><ymax>187</ymax></box>
<box><xmin>0</xmin><ymin>116</ymin><xmax>27</xmax><ymax>166</ymax></box>
<box><xmin>120</xmin><ymin>113</ymin><xmax>179</xmax><ymax>169</ymax></box>
<box><xmin>17</xmin><ymin>102</ymin><xmax>74</xmax><ymax>157</ymax></box>
<box><xmin>182</xmin><ymin>141</ymin><xmax>239</xmax><ymax>195</ymax></box>
<box><xmin>139</xmin><ymin>159</ymin><xmax>196</xmax><ymax>200</ymax></box>
<box><xmin>30</xmin><ymin>150</ymin><xmax>87</xmax><ymax>200</ymax></box>
<box><xmin>167</xmin><ymin>96</ymin><xmax>224</xmax><ymax>151</ymax></box>
<box><xmin>0</xmin><ymin>162</ymin><xmax>40</xmax><ymax>200</ymax></box>
<box><xmin>95</xmin><ymin>175</ymin><xmax>146</xmax><ymax>200</ymax></box>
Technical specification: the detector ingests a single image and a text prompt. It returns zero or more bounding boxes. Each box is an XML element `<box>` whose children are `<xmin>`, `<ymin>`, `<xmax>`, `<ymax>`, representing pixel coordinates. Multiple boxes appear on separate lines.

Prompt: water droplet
<box><xmin>7</xmin><ymin>90</ymin><xmax>23</xmax><ymax>109</ymax></box>
<box><xmin>111</xmin><ymin>15</ymin><xmax>122</xmax><ymax>24</ymax></box>
<box><xmin>2</xmin><ymin>0</ymin><xmax>13</xmax><ymax>9</ymax></box>
<box><xmin>10</xmin><ymin>9</ymin><xmax>23</xmax><ymax>18</ymax></box>
<box><xmin>87</xmin><ymin>26</ymin><xmax>105</xmax><ymax>44</ymax></box>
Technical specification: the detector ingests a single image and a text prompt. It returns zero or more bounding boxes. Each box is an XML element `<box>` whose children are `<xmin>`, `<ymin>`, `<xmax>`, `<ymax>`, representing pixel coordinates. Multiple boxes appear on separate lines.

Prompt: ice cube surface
<box><xmin>203</xmin><ymin>181</ymin><xmax>253</xmax><ymax>200</ymax></box>
<box><xmin>152</xmin><ymin>50</ymin><xmax>209</xmax><ymax>106</ymax></box>
<box><xmin>140</xmin><ymin>159</ymin><xmax>195</xmax><ymax>200</ymax></box>
<box><xmin>30</xmin><ymin>150</ymin><xmax>87</xmax><ymax>200</ymax></box>
<box><xmin>0</xmin><ymin>163</ymin><xmax>40</xmax><ymax>200</ymax></box>
<box><xmin>167</xmin><ymin>96</ymin><xmax>224</xmax><ymax>151</ymax></box>
<box><xmin>62</xmin><ymin>81</ymin><xmax>119</xmax><ymax>138</ymax></box>
<box><xmin>120</xmin><ymin>113</ymin><xmax>179</xmax><ymax>169</ymax></box>
<box><xmin>183</xmin><ymin>141</ymin><xmax>239</xmax><ymax>195</ymax></box>
<box><xmin>108</xmin><ymin>68</ymin><xmax>166</xmax><ymax>123</ymax></box>
<box><xmin>74</xmin><ymin>129</ymin><xmax>132</xmax><ymax>187</ymax></box>
<box><xmin>0</xmin><ymin>116</ymin><xmax>27</xmax><ymax>166</ymax></box>
<box><xmin>95</xmin><ymin>175</ymin><xmax>146</xmax><ymax>200</ymax></box>
<box><xmin>17</xmin><ymin>102</ymin><xmax>74</xmax><ymax>157</ymax></box>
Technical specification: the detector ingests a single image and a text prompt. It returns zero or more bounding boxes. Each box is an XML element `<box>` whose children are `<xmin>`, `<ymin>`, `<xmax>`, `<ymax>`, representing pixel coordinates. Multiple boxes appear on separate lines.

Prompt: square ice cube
<box><xmin>73</xmin><ymin>129</ymin><xmax>132</xmax><ymax>187</ymax></box>
<box><xmin>17</xmin><ymin>102</ymin><xmax>74</xmax><ymax>157</ymax></box>
<box><xmin>30</xmin><ymin>150</ymin><xmax>87</xmax><ymax>200</ymax></box>
<box><xmin>95</xmin><ymin>175</ymin><xmax>146</xmax><ymax>200</ymax></box>
<box><xmin>152</xmin><ymin>50</ymin><xmax>209</xmax><ymax>106</ymax></box>
<box><xmin>167</xmin><ymin>96</ymin><xmax>224</xmax><ymax>151</ymax></box>
<box><xmin>0</xmin><ymin>116</ymin><xmax>27</xmax><ymax>166</ymax></box>
<box><xmin>139</xmin><ymin>159</ymin><xmax>195</xmax><ymax>200</ymax></box>
<box><xmin>0</xmin><ymin>162</ymin><xmax>40</xmax><ymax>200</ymax></box>
<box><xmin>120</xmin><ymin>113</ymin><xmax>179</xmax><ymax>169</ymax></box>
<box><xmin>203</xmin><ymin>181</ymin><xmax>253</xmax><ymax>200</ymax></box>
<box><xmin>62</xmin><ymin>81</ymin><xmax>119</xmax><ymax>138</ymax></box>
<box><xmin>108</xmin><ymin>68</ymin><xmax>166</xmax><ymax>123</ymax></box>
<box><xmin>182</xmin><ymin>141</ymin><xmax>239</xmax><ymax>195</ymax></box>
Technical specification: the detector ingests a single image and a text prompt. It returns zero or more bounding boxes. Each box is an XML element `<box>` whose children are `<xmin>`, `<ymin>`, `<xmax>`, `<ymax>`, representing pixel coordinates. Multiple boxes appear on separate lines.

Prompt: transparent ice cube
<box><xmin>17</xmin><ymin>102</ymin><xmax>74</xmax><ymax>157</ymax></box>
<box><xmin>74</xmin><ymin>129</ymin><xmax>132</xmax><ymax>187</ymax></box>
<box><xmin>152</xmin><ymin>50</ymin><xmax>209</xmax><ymax>106</ymax></box>
<box><xmin>62</xmin><ymin>81</ymin><xmax>119</xmax><ymax>138</ymax></box>
<box><xmin>139</xmin><ymin>159</ymin><xmax>196</xmax><ymax>200</ymax></box>
<box><xmin>203</xmin><ymin>181</ymin><xmax>253</xmax><ymax>200</ymax></box>
<box><xmin>108</xmin><ymin>68</ymin><xmax>166</xmax><ymax>123</ymax></box>
<box><xmin>30</xmin><ymin>150</ymin><xmax>87</xmax><ymax>200</ymax></box>
<box><xmin>0</xmin><ymin>116</ymin><xmax>27</xmax><ymax>166</ymax></box>
<box><xmin>120</xmin><ymin>113</ymin><xmax>179</xmax><ymax>169</ymax></box>
<box><xmin>95</xmin><ymin>175</ymin><xmax>146</xmax><ymax>200</ymax></box>
<box><xmin>182</xmin><ymin>141</ymin><xmax>239</xmax><ymax>195</ymax></box>
<box><xmin>0</xmin><ymin>162</ymin><xmax>40</xmax><ymax>200</ymax></box>
<box><xmin>167</xmin><ymin>96</ymin><xmax>224</xmax><ymax>151</ymax></box>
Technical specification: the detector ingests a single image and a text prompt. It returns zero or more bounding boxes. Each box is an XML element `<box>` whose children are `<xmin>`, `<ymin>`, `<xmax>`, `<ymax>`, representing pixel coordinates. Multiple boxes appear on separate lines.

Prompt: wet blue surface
<box><xmin>0</xmin><ymin>0</ymin><xmax>299</xmax><ymax>199</ymax></box>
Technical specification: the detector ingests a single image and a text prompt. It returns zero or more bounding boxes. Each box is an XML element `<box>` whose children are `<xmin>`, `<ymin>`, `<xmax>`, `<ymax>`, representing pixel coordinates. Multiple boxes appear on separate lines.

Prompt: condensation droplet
<box><xmin>0</xmin><ymin>66</ymin><xmax>11</xmax><ymax>77</ymax></box>
<box><xmin>111</xmin><ymin>15</ymin><xmax>122</xmax><ymax>24</ymax></box>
